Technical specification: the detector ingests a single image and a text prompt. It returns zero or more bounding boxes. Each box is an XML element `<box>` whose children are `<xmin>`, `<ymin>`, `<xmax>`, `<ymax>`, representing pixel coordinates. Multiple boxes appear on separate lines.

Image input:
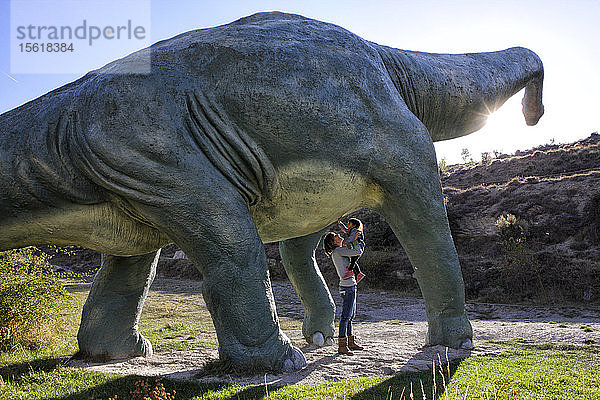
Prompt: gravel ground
<box><xmin>71</xmin><ymin>281</ymin><xmax>600</xmax><ymax>385</ymax></box>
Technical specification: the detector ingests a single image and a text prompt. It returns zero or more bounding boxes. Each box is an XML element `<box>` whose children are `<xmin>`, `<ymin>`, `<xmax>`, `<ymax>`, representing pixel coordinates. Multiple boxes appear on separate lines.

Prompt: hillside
<box><xmin>441</xmin><ymin>133</ymin><xmax>600</xmax><ymax>303</ymax></box>
<box><xmin>48</xmin><ymin>133</ymin><xmax>600</xmax><ymax>305</ymax></box>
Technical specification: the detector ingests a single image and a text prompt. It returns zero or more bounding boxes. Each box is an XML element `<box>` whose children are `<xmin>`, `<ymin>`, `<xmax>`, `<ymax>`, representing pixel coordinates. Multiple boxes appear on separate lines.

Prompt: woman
<box><xmin>323</xmin><ymin>232</ymin><xmax>365</xmax><ymax>355</ymax></box>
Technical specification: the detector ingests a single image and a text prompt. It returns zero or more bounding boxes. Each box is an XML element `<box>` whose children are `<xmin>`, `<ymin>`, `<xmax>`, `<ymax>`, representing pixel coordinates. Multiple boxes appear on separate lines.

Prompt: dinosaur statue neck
<box><xmin>375</xmin><ymin>45</ymin><xmax>544</xmax><ymax>142</ymax></box>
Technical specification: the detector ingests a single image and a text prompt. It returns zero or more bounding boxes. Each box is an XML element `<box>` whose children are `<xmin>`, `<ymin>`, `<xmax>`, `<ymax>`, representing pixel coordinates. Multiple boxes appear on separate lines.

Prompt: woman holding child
<box><xmin>322</xmin><ymin>217</ymin><xmax>366</xmax><ymax>355</ymax></box>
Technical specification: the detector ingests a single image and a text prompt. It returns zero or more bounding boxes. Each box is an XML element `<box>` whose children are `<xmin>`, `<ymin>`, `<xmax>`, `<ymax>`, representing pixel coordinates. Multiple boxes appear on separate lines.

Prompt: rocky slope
<box><xmin>442</xmin><ymin>133</ymin><xmax>600</xmax><ymax>303</ymax></box>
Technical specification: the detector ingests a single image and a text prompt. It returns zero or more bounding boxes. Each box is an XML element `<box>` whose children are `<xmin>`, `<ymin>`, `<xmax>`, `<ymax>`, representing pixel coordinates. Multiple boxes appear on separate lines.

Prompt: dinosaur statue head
<box><xmin>521</xmin><ymin>57</ymin><xmax>545</xmax><ymax>126</ymax></box>
<box><xmin>522</xmin><ymin>92</ymin><xmax>544</xmax><ymax>126</ymax></box>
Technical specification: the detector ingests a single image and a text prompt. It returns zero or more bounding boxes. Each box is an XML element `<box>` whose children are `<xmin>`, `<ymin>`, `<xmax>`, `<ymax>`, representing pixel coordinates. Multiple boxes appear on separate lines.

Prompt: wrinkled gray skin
<box><xmin>0</xmin><ymin>12</ymin><xmax>543</xmax><ymax>371</ymax></box>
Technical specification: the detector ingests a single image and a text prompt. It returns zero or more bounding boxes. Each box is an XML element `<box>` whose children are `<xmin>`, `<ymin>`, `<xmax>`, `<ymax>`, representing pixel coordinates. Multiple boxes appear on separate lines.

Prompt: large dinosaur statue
<box><xmin>0</xmin><ymin>12</ymin><xmax>543</xmax><ymax>371</ymax></box>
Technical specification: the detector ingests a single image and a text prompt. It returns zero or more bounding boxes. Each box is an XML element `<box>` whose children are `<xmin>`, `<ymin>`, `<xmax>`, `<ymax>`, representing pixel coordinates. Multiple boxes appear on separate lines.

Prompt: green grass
<box><xmin>2</xmin><ymin>344</ymin><xmax>599</xmax><ymax>399</ymax></box>
<box><xmin>443</xmin><ymin>342</ymin><xmax>600</xmax><ymax>399</ymax></box>
<box><xmin>1</xmin><ymin>277</ymin><xmax>599</xmax><ymax>399</ymax></box>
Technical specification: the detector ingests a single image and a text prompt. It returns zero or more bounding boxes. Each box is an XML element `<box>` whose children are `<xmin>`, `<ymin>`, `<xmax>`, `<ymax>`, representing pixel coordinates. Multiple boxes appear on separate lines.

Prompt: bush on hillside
<box><xmin>0</xmin><ymin>247</ymin><xmax>72</xmax><ymax>350</ymax></box>
<box><xmin>495</xmin><ymin>213</ymin><xmax>527</xmax><ymax>243</ymax></box>
<box><xmin>495</xmin><ymin>214</ymin><xmax>547</xmax><ymax>301</ymax></box>
<box><xmin>584</xmin><ymin>192</ymin><xmax>600</xmax><ymax>244</ymax></box>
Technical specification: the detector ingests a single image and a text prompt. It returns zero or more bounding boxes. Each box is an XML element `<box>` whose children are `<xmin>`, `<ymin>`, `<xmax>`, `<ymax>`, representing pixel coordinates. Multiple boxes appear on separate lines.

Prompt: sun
<box><xmin>481</xmin><ymin>93</ymin><xmax>525</xmax><ymax>135</ymax></box>
<box><xmin>433</xmin><ymin>93</ymin><xmax>528</xmax><ymax>163</ymax></box>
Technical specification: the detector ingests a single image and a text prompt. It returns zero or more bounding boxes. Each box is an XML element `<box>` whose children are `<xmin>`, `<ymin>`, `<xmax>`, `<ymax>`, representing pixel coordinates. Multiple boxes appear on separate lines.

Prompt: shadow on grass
<box><xmin>0</xmin><ymin>356</ymin><xmax>70</xmax><ymax>382</ymax></box>
<box><xmin>1</xmin><ymin>355</ymin><xmax>252</xmax><ymax>400</ymax></box>
<box><xmin>46</xmin><ymin>375</ymin><xmax>231</xmax><ymax>400</ymax></box>
<box><xmin>349</xmin><ymin>359</ymin><xmax>462</xmax><ymax>400</ymax></box>
<box><xmin>39</xmin><ymin>372</ymin><xmax>289</xmax><ymax>400</ymax></box>
<box><xmin>1</xmin><ymin>352</ymin><xmax>465</xmax><ymax>400</ymax></box>
<box><xmin>203</xmin><ymin>356</ymin><xmax>465</xmax><ymax>400</ymax></box>
<box><xmin>223</xmin><ymin>384</ymin><xmax>277</xmax><ymax>400</ymax></box>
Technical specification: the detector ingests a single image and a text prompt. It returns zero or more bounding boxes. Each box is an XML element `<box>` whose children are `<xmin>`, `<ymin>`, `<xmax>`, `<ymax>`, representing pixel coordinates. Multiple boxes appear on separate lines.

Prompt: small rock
<box><xmin>401</xmin><ymin>359</ymin><xmax>432</xmax><ymax>372</ymax></box>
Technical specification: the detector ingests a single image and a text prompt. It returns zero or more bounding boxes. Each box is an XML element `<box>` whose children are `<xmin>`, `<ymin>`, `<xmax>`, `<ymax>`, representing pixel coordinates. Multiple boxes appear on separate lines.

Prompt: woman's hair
<box><xmin>323</xmin><ymin>232</ymin><xmax>337</xmax><ymax>256</ymax></box>
<box><xmin>348</xmin><ymin>218</ymin><xmax>364</xmax><ymax>233</ymax></box>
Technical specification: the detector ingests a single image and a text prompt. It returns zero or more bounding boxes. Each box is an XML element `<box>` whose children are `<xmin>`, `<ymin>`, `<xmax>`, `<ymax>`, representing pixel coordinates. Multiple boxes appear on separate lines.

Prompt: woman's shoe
<box><xmin>347</xmin><ymin>335</ymin><xmax>364</xmax><ymax>351</ymax></box>
<box><xmin>338</xmin><ymin>337</ymin><xmax>354</xmax><ymax>355</ymax></box>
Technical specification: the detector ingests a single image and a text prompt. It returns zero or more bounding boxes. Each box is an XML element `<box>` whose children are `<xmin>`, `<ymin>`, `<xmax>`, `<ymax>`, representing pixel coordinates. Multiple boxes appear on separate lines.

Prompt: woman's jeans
<box><xmin>339</xmin><ymin>285</ymin><xmax>357</xmax><ymax>338</ymax></box>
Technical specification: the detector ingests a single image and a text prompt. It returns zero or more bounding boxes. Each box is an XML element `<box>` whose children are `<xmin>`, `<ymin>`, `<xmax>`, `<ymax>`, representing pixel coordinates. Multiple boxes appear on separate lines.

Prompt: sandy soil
<box><xmin>71</xmin><ymin>281</ymin><xmax>600</xmax><ymax>386</ymax></box>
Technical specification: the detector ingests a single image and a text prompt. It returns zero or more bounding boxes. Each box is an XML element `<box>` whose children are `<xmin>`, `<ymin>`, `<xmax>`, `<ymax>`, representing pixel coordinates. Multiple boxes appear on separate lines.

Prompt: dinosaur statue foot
<box><xmin>312</xmin><ymin>332</ymin><xmax>325</xmax><ymax>346</ymax></box>
<box><xmin>219</xmin><ymin>330</ymin><xmax>306</xmax><ymax>372</ymax></box>
<box><xmin>311</xmin><ymin>332</ymin><xmax>335</xmax><ymax>347</ymax></box>
<box><xmin>281</xmin><ymin>346</ymin><xmax>308</xmax><ymax>372</ymax></box>
<box><xmin>426</xmin><ymin>313</ymin><xmax>473</xmax><ymax>349</ymax></box>
<box><xmin>460</xmin><ymin>338</ymin><xmax>474</xmax><ymax>350</ymax></box>
<box><xmin>302</xmin><ymin>311</ymin><xmax>335</xmax><ymax>346</ymax></box>
<box><xmin>228</xmin><ymin>343</ymin><xmax>307</xmax><ymax>372</ymax></box>
<box><xmin>79</xmin><ymin>330</ymin><xmax>153</xmax><ymax>360</ymax></box>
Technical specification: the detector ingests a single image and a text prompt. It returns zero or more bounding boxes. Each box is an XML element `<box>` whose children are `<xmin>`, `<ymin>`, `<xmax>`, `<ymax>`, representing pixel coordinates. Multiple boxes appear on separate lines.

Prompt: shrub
<box><xmin>583</xmin><ymin>192</ymin><xmax>600</xmax><ymax>243</ymax></box>
<box><xmin>89</xmin><ymin>379</ymin><xmax>176</xmax><ymax>400</ymax></box>
<box><xmin>460</xmin><ymin>148</ymin><xmax>471</xmax><ymax>163</ymax></box>
<box><xmin>438</xmin><ymin>158</ymin><xmax>448</xmax><ymax>176</ymax></box>
<box><xmin>495</xmin><ymin>213</ymin><xmax>527</xmax><ymax>243</ymax></box>
<box><xmin>480</xmin><ymin>151</ymin><xmax>492</xmax><ymax>165</ymax></box>
<box><xmin>0</xmin><ymin>247</ymin><xmax>72</xmax><ymax>350</ymax></box>
<box><xmin>131</xmin><ymin>379</ymin><xmax>176</xmax><ymax>400</ymax></box>
<box><xmin>494</xmin><ymin>214</ymin><xmax>547</xmax><ymax>301</ymax></box>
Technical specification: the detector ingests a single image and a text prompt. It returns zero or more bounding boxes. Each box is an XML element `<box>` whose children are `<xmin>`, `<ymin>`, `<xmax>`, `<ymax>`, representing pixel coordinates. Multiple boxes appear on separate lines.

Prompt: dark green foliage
<box><xmin>495</xmin><ymin>213</ymin><xmax>527</xmax><ymax>244</ymax></box>
<box><xmin>0</xmin><ymin>247</ymin><xmax>72</xmax><ymax>350</ymax></box>
<box><xmin>495</xmin><ymin>214</ymin><xmax>547</xmax><ymax>301</ymax></box>
<box><xmin>480</xmin><ymin>151</ymin><xmax>492</xmax><ymax>165</ymax></box>
<box><xmin>584</xmin><ymin>192</ymin><xmax>600</xmax><ymax>243</ymax></box>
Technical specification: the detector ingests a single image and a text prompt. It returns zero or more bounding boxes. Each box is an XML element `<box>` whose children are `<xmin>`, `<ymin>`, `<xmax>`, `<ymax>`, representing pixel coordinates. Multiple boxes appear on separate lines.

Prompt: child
<box><xmin>338</xmin><ymin>217</ymin><xmax>366</xmax><ymax>283</ymax></box>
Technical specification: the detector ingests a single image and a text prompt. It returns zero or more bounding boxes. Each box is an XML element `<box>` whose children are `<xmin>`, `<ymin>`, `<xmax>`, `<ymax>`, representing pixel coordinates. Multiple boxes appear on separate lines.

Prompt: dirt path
<box><xmin>71</xmin><ymin>281</ymin><xmax>600</xmax><ymax>385</ymax></box>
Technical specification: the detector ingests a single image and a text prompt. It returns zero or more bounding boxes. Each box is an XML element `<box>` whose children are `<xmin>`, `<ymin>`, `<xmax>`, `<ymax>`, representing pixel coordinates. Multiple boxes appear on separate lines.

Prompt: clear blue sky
<box><xmin>1</xmin><ymin>0</ymin><xmax>598</xmax><ymax>163</ymax></box>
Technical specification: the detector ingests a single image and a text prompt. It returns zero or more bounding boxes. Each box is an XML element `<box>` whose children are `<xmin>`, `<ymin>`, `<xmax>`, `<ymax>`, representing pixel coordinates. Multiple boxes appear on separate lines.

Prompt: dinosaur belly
<box><xmin>250</xmin><ymin>161</ymin><xmax>383</xmax><ymax>243</ymax></box>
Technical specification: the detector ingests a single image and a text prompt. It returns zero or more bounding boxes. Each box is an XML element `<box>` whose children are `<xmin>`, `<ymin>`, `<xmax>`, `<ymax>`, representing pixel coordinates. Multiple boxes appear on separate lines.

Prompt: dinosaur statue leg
<box><xmin>380</xmin><ymin>178</ymin><xmax>473</xmax><ymax>348</ymax></box>
<box><xmin>373</xmin><ymin>123</ymin><xmax>473</xmax><ymax>349</ymax></box>
<box><xmin>133</xmin><ymin>183</ymin><xmax>306</xmax><ymax>371</ymax></box>
<box><xmin>78</xmin><ymin>250</ymin><xmax>160</xmax><ymax>359</ymax></box>
<box><xmin>279</xmin><ymin>230</ymin><xmax>335</xmax><ymax>346</ymax></box>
